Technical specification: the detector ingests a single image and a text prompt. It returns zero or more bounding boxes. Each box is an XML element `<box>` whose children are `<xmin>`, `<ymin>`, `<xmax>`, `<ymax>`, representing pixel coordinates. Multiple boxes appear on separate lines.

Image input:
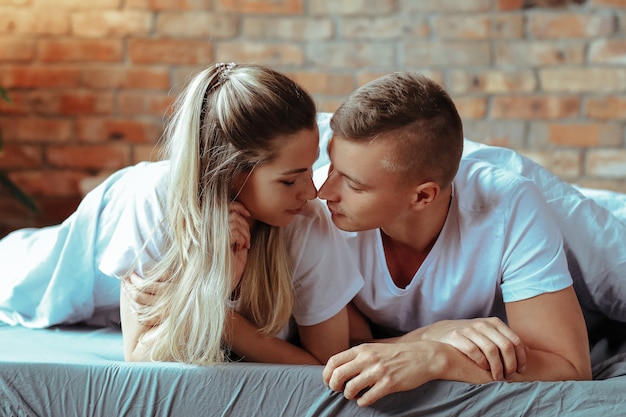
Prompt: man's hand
<box><xmin>322</xmin><ymin>342</ymin><xmax>441</xmax><ymax>407</ymax></box>
<box><xmin>408</xmin><ymin>317</ymin><xmax>527</xmax><ymax>380</ymax></box>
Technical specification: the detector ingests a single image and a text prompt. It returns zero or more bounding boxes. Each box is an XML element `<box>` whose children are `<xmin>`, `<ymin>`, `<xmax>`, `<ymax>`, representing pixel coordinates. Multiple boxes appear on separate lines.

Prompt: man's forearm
<box><xmin>426</xmin><ymin>341</ymin><xmax>494</xmax><ymax>384</ymax></box>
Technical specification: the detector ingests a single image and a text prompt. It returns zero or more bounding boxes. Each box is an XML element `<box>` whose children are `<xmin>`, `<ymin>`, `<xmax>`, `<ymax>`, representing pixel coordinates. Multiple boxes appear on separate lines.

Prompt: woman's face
<box><xmin>234</xmin><ymin>127</ymin><xmax>319</xmax><ymax>227</ymax></box>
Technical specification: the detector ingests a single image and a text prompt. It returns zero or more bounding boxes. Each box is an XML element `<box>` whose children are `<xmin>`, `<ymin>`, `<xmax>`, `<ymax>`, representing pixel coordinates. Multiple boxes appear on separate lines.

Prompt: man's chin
<box><xmin>330</xmin><ymin>214</ymin><xmax>360</xmax><ymax>232</ymax></box>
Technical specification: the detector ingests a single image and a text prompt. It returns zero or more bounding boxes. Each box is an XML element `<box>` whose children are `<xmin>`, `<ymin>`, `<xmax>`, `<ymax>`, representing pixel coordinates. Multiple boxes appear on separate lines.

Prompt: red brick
<box><xmin>75</xmin><ymin>118</ymin><xmax>163</xmax><ymax>143</ymax></box>
<box><xmin>529</xmin><ymin>122</ymin><xmax>623</xmax><ymax>147</ymax></box>
<box><xmin>463</xmin><ymin>120</ymin><xmax>527</xmax><ymax>148</ymax></box>
<box><xmin>315</xmin><ymin>97</ymin><xmax>344</xmax><ymax>114</ymax></box>
<box><xmin>448</xmin><ymin>70</ymin><xmax>536</xmax><ymax>94</ymax></box>
<box><xmin>0</xmin><ymin>116</ymin><xmax>73</xmax><ymax>143</ymax></box>
<box><xmin>311</xmin><ymin>0</ymin><xmax>396</xmax><ymax>15</ymax></box>
<box><xmin>399</xmin><ymin>0</ymin><xmax>491</xmax><ymax>13</ymax></box>
<box><xmin>118</xmin><ymin>92</ymin><xmax>174</xmax><ymax>116</ymax></box>
<box><xmin>528</xmin><ymin>13</ymin><xmax>616</xmax><ymax>38</ymax></box>
<box><xmin>0</xmin><ymin>0</ymin><xmax>33</xmax><ymax>5</ymax></box>
<box><xmin>589</xmin><ymin>39</ymin><xmax>626</xmax><ymax>64</ymax></box>
<box><xmin>216</xmin><ymin>41</ymin><xmax>304</xmax><ymax>66</ymax></box>
<box><xmin>432</xmin><ymin>15</ymin><xmax>491</xmax><ymax>40</ymax></box>
<box><xmin>71</xmin><ymin>10</ymin><xmax>153</xmax><ymax>37</ymax></box>
<box><xmin>156</xmin><ymin>12</ymin><xmax>238</xmax><ymax>38</ymax></box>
<box><xmin>454</xmin><ymin>97</ymin><xmax>488</xmax><ymax>119</ymax></box>
<box><xmin>540</xmin><ymin>68</ymin><xmax>626</xmax><ymax>93</ymax></box>
<box><xmin>30</xmin><ymin>92</ymin><xmax>115</xmax><ymax>116</ymax></box>
<box><xmin>492</xmin><ymin>15</ymin><xmax>524</xmax><ymax>39</ymax></box>
<box><xmin>0</xmin><ymin>144</ymin><xmax>42</xmax><ymax>169</ymax></box>
<box><xmin>0</xmin><ymin>9</ymin><xmax>69</xmax><ymax>35</ymax></box>
<box><xmin>492</xmin><ymin>96</ymin><xmax>581</xmax><ymax>119</ymax></box>
<box><xmin>340</xmin><ymin>16</ymin><xmax>428</xmax><ymax>39</ymax></box>
<box><xmin>46</xmin><ymin>144</ymin><xmax>131</xmax><ymax>170</ymax></box>
<box><xmin>80</xmin><ymin>67</ymin><xmax>171</xmax><ymax>90</ymax></box>
<box><xmin>0</xmin><ymin>38</ymin><xmax>35</xmax><ymax>61</ymax></box>
<box><xmin>133</xmin><ymin>143</ymin><xmax>163</xmax><ymax>163</ymax></box>
<box><xmin>0</xmin><ymin>66</ymin><xmax>81</xmax><ymax>88</ymax></box>
<box><xmin>287</xmin><ymin>72</ymin><xmax>355</xmax><ymax>95</ymax></box>
<box><xmin>125</xmin><ymin>0</ymin><xmax>212</xmax><ymax>9</ymax></box>
<box><xmin>7</xmin><ymin>170</ymin><xmax>88</xmax><ymax>197</ymax></box>
<box><xmin>497</xmin><ymin>0</ymin><xmax>524</xmax><ymax>10</ymax></box>
<box><xmin>586</xmin><ymin>150</ymin><xmax>626</xmax><ymax>178</ymax></box>
<box><xmin>495</xmin><ymin>41</ymin><xmax>586</xmax><ymax>67</ymax></box>
<box><xmin>405</xmin><ymin>41</ymin><xmax>490</xmax><ymax>67</ymax></box>
<box><xmin>39</xmin><ymin>39</ymin><xmax>123</xmax><ymax>62</ymax></box>
<box><xmin>46</xmin><ymin>0</ymin><xmax>121</xmax><ymax>8</ymax></box>
<box><xmin>128</xmin><ymin>38</ymin><xmax>213</xmax><ymax>64</ymax></box>
<box><xmin>0</xmin><ymin>91</ymin><xmax>29</xmax><ymax>115</ymax></box>
<box><xmin>305</xmin><ymin>42</ymin><xmax>392</xmax><ymax>68</ymax></box>
<box><xmin>591</xmin><ymin>0</ymin><xmax>626</xmax><ymax>7</ymax></box>
<box><xmin>217</xmin><ymin>0</ymin><xmax>303</xmax><ymax>14</ymax></box>
<box><xmin>244</xmin><ymin>16</ymin><xmax>335</xmax><ymax>40</ymax></box>
<box><xmin>587</xmin><ymin>96</ymin><xmax>626</xmax><ymax>119</ymax></box>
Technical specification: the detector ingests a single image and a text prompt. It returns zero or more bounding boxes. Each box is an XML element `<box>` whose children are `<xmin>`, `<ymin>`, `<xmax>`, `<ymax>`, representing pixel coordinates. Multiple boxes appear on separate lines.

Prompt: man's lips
<box><xmin>326</xmin><ymin>203</ymin><xmax>343</xmax><ymax>216</ymax></box>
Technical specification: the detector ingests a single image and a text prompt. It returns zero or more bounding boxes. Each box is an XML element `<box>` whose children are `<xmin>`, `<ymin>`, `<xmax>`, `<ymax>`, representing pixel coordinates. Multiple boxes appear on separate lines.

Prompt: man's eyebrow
<box><xmin>334</xmin><ymin>167</ymin><xmax>367</xmax><ymax>187</ymax></box>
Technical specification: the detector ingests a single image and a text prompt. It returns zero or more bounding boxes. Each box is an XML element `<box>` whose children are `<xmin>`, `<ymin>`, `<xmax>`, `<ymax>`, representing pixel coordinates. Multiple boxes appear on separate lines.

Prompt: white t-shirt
<box><xmin>1</xmin><ymin>161</ymin><xmax>363</xmax><ymax>331</ymax></box>
<box><xmin>317</xmin><ymin>159</ymin><xmax>573</xmax><ymax>334</ymax></box>
<box><xmin>97</xmin><ymin>161</ymin><xmax>362</xmax><ymax>332</ymax></box>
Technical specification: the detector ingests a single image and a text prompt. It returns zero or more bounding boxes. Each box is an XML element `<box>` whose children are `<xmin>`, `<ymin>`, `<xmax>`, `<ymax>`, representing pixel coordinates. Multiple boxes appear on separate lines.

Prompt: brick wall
<box><xmin>0</xmin><ymin>0</ymin><xmax>625</xmax><ymax>236</ymax></box>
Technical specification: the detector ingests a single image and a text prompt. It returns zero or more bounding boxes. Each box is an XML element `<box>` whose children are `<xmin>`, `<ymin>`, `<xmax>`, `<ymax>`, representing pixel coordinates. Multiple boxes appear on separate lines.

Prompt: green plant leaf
<box><xmin>0</xmin><ymin>87</ymin><xmax>12</xmax><ymax>104</ymax></box>
<box><xmin>0</xmin><ymin>171</ymin><xmax>40</xmax><ymax>213</ymax></box>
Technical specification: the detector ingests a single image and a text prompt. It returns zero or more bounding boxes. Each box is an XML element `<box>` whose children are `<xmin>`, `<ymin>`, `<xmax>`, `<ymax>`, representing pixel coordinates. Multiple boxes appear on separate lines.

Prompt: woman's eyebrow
<box><xmin>281</xmin><ymin>167</ymin><xmax>308</xmax><ymax>175</ymax></box>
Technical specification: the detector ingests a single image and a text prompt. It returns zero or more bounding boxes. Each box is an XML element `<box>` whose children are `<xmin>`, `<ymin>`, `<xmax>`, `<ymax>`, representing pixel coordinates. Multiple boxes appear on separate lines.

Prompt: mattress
<box><xmin>2</xmin><ymin>322</ymin><xmax>626</xmax><ymax>417</ymax></box>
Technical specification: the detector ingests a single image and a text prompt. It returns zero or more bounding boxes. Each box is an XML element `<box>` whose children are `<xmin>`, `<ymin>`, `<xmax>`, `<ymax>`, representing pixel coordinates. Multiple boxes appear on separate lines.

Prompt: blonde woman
<box><xmin>0</xmin><ymin>63</ymin><xmax>362</xmax><ymax>366</ymax></box>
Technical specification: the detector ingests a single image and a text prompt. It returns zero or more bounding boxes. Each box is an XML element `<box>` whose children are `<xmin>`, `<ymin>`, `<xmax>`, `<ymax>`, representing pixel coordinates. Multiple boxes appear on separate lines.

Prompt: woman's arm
<box><xmin>224</xmin><ymin>310</ymin><xmax>321</xmax><ymax>364</ymax></box>
<box><xmin>298</xmin><ymin>306</ymin><xmax>351</xmax><ymax>364</ymax></box>
<box><xmin>120</xmin><ymin>283</ymin><xmax>152</xmax><ymax>361</ymax></box>
<box><xmin>225</xmin><ymin>306</ymin><xmax>352</xmax><ymax>365</ymax></box>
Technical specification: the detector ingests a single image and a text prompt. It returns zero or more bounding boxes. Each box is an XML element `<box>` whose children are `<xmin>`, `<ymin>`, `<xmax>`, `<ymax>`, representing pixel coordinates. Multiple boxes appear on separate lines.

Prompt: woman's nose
<box><xmin>300</xmin><ymin>176</ymin><xmax>318</xmax><ymax>200</ymax></box>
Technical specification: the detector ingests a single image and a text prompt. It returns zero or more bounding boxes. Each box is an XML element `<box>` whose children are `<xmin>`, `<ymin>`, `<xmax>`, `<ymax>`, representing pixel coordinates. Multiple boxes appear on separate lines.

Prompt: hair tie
<box><xmin>216</xmin><ymin>62</ymin><xmax>236</xmax><ymax>80</ymax></box>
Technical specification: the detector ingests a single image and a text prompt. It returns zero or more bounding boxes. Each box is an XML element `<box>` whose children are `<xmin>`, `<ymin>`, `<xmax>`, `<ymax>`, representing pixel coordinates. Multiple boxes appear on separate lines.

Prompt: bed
<box><xmin>2</xmin><ymin>322</ymin><xmax>626</xmax><ymax>416</ymax></box>
<box><xmin>2</xmin><ymin>113</ymin><xmax>626</xmax><ymax>416</ymax></box>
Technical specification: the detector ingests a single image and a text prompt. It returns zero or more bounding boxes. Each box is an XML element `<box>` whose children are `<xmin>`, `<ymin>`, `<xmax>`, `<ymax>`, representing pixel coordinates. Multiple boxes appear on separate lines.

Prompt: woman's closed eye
<box><xmin>281</xmin><ymin>179</ymin><xmax>296</xmax><ymax>186</ymax></box>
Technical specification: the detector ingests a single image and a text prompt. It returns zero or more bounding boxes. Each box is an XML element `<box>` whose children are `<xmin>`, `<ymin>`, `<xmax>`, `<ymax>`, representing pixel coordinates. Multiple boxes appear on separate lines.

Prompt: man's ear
<box><xmin>410</xmin><ymin>181</ymin><xmax>439</xmax><ymax>210</ymax></box>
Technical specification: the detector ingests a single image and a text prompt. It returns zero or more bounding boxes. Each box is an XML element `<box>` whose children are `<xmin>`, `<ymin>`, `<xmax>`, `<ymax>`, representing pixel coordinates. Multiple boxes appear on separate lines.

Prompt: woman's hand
<box><xmin>229</xmin><ymin>201</ymin><xmax>251</xmax><ymax>287</ymax></box>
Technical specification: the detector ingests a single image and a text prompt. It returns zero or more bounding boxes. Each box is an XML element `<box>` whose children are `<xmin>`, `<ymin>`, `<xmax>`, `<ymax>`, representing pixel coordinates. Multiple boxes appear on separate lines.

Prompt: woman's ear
<box><xmin>410</xmin><ymin>181</ymin><xmax>439</xmax><ymax>210</ymax></box>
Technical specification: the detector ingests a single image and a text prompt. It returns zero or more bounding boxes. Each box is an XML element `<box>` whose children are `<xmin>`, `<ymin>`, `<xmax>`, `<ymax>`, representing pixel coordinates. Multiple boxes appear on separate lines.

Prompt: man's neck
<box><xmin>380</xmin><ymin>187</ymin><xmax>452</xmax><ymax>289</ymax></box>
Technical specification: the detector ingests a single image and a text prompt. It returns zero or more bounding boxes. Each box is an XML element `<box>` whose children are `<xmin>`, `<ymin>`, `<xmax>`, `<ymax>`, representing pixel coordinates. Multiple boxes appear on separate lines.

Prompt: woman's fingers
<box><xmin>229</xmin><ymin>202</ymin><xmax>251</xmax><ymax>250</ymax></box>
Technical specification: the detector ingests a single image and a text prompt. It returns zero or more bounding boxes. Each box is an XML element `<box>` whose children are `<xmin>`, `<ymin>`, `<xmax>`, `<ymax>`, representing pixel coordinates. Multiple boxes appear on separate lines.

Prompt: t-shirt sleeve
<box><xmin>97</xmin><ymin>165</ymin><xmax>168</xmax><ymax>280</ymax></box>
<box><xmin>286</xmin><ymin>200</ymin><xmax>364</xmax><ymax>326</ymax></box>
<box><xmin>500</xmin><ymin>181</ymin><xmax>573</xmax><ymax>302</ymax></box>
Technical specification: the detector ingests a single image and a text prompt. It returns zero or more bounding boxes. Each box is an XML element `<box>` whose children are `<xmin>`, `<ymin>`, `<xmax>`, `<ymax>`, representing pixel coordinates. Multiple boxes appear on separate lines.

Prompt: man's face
<box><xmin>317</xmin><ymin>136</ymin><xmax>413</xmax><ymax>232</ymax></box>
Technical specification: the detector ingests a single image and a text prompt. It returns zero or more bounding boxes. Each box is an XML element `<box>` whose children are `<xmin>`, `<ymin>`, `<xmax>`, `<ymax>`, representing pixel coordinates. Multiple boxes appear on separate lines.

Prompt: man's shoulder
<box><xmin>454</xmin><ymin>158</ymin><xmax>535</xmax><ymax>210</ymax></box>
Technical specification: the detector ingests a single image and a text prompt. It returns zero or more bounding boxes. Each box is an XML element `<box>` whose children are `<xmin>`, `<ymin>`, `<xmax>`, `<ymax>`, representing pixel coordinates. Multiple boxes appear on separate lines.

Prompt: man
<box><xmin>316</xmin><ymin>72</ymin><xmax>592</xmax><ymax>407</ymax></box>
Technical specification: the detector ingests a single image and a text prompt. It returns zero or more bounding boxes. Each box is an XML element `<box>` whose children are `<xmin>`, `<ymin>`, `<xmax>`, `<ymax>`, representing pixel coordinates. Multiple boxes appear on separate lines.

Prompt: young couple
<box><xmin>3</xmin><ymin>62</ymin><xmax>618</xmax><ymax>406</ymax></box>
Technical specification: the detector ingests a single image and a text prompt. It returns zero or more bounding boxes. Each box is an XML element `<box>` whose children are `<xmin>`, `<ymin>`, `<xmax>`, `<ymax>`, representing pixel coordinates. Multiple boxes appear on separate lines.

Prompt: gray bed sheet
<box><xmin>1</xmin><ymin>323</ymin><xmax>626</xmax><ymax>417</ymax></box>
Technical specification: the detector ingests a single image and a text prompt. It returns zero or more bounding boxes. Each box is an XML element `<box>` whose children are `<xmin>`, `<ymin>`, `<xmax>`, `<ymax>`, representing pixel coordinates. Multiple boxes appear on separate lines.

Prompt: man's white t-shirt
<box><xmin>321</xmin><ymin>159</ymin><xmax>573</xmax><ymax>334</ymax></box>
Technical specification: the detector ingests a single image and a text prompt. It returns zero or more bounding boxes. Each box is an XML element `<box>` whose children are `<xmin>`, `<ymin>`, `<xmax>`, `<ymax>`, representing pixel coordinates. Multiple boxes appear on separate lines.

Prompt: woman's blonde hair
<box><xmin>134</xmin><ymin>63</ymin><xmax>317</xmax><ymax>365</ymax></box>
